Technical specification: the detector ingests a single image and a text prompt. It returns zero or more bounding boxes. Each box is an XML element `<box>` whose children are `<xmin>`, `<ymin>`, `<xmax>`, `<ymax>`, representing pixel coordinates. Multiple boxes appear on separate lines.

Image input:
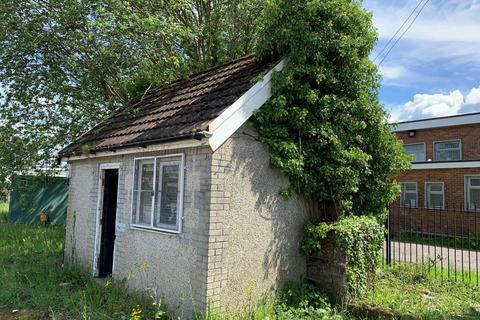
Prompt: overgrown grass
<box><xmin>0</xmin><ymin>224</ymin><xmax>162</xmax><ymax>319</ymax></box>
<box><xmin>356</xmin><ymin>264</ymin><xmax>480</xmax><ymax>319</ymax></box>
<box><xmin>0</xmin><ymin>202</ymin><xmax>8</xmax><ymax>223</ymax></box>
<box><xmin>1</xmin><ymin>223</ymin><xmax>479</xmax><ymax>319</ymax></box>
<box><xmin>0</xmin><ymin>223</ymin><xmax>352</xmax><ymax>320</ymax></box>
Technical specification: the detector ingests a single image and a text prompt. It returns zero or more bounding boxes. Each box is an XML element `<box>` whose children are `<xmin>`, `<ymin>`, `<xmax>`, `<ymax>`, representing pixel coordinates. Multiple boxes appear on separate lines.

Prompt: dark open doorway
<box><xmin>98</xmin><ymin>169</ymin><xmax>118</xmax><ymax>278</ymax></box>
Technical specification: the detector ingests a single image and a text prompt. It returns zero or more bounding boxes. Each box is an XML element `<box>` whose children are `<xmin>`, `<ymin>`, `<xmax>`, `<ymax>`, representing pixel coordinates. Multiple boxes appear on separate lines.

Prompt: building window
<box><xmin>131</xmin><ymin>155</ymin><xmax>184</xmax><ymax>233</ymax></box>
<box><xmin>425</xmin><ymin>182</ymin><xmax>445</xmax><ymax>209</ymax></box>
<box><xmin>434</xmin><ymin>140</ymin><xmax>461</xmax><ymax>161</ymax></box>
<box><xmin>465</xmin><ymin>175</ymin><xmax>480</xmax><ymax>211</ymax></box>
<box><xmin>400</xmin><ymin>182</ymin><xmax>418</xmax><ymax>208</ymax></box>
<box><xmin>404</xmin><ymin>143</ymin><xmax>426</xmax><ymax>162</ymax></box>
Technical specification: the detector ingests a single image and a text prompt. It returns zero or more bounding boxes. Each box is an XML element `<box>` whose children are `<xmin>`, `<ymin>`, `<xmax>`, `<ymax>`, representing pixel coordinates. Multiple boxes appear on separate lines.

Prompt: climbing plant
<box><xmin>254</xmin><ymin>0</ymin><xmax>410</xmax><ymax>218</ymax></box>
<box><xmin>253</xmin><ymin>0</ymin><xmax>409</xmax><ymax>297</ymax></box>
<box><xmin>301</xmin><ymin>216</ymin><xmax>385</xmax><ymax>295</ymax></box>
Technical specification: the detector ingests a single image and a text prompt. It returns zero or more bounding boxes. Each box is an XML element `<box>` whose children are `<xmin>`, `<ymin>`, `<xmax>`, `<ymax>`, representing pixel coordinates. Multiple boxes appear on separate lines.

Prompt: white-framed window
<box><xmin>465</xmin><ymin>175</ymin><xmax>480</xmax><ymax>211</ymax></box>
<box><xmin>434</xmin><ymin>140</ymin><xmax>461</xmax><ymax>161</ymax></box>
<box><xmin>131</xmin><ymin>154</ymin><xmax>184</xmax><ymax>233</ymax></box>
<box><xmin>425</xmin><ymin>182</ymin><xmax>445</xmax><ymax>209</ymax></box>
<box><xmin>404</xmin><ymin>143</ymin><xmax>426</xmax><ymax>162</ymax></box>
<box><xmin>400</xmin><ymin>182</ymin><xmax>418</xmax><ymax>208</ymax></box>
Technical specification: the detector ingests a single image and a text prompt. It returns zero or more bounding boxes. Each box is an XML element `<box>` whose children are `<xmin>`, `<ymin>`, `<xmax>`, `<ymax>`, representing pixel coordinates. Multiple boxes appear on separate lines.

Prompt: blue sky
<box><xmin>363</xmin><ymin>0</ymin><xmax>480</xmax><ymax>122</ymax></box>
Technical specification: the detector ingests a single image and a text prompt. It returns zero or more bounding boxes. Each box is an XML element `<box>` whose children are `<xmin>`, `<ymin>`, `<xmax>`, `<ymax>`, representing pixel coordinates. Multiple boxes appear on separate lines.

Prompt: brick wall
<box><xmin>396</xmin><ymin>168</ymin><xmax>480</xmax><ymax>208</ymax></box>
<box><xmin>395</xmin><ymin>123</ymin><xmax>480</xmax><ymax>161</ymax></box>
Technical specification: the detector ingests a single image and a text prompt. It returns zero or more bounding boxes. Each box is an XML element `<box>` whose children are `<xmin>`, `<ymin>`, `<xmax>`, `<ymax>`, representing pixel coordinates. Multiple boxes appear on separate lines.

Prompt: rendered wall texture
<box><xmin>206</xmin><ymin>124</ymin><xmax>308</xmax><ymax>311</ymax></box>
<box><xmin>64</xmin><ymin>146</ymin><xmax>213</xmax><ymax>315</ymax></box>
<box><xmin>64</xmin><ymin>124</ymin><xmax>308</xmax><ymax>315</ymax></box>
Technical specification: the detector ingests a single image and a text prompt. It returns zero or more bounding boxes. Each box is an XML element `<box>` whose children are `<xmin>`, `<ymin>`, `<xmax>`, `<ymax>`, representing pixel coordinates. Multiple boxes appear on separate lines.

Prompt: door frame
<box><xmin>93</xmin><ymin>162</ymin><xmax>121</xmax><ymax>277</ymax></box>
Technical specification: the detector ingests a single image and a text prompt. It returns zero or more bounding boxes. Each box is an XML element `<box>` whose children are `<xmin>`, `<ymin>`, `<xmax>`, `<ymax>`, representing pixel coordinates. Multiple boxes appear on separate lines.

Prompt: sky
<box><xmin>362</xmin><ymin>0</ymin><xmax>480</xmax><ymax>122</ymax></box>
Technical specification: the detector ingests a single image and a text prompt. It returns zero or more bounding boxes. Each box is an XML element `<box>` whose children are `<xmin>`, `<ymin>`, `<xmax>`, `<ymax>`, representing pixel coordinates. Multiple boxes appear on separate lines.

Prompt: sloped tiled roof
<box><xmin>59</xmin><ymin>55</ymin><xmax>271</xmax><ymax>158</ymax></box>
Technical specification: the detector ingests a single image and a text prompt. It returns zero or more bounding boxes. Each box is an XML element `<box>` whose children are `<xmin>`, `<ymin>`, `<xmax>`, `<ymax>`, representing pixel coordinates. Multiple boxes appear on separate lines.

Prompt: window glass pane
<box><xmin>429</xmin><ymin>193</ymin><xmax>444</xmax><ymax>208</ymax></box>
<box><xmin>404</xmin><ymin>183</ymin><xmax>417</xmax><ymax>192</ymax></box>
<box><xmin>470</xmin><ymin>178</ymin><xmax>480</xmax><ymax>187</ymax></box>
<box><xmin>429</xmin><ymin>184</ymin><xmax>443</xmax><ymax>192</ymax></box>
<box><xmin>400</xmin><ymin>183</ymin><xmax>417</xmax><ymax>207</ymax></box>
<box><xmin>133</xmin><ymin>191</ymin><xmax>153</xmax><ymax>225</ymax></box>
<box><xmin>426</xmin><ymin>183</ymin><xmax>444</xmax><ymax>208</ymax></box>
<box><xmin>154</xmin><ymin>163</ymin><xmax>180</xmax><ymax>230</ymax></box>
<box><xmin>434</xmin><ymin>141</ymin><xmax>460</xmax><ymax>161</ymax></box>
<box><xmin>469</xmin><ymin>189</ymin><xmax>480</xmax><ymax>210</ymax></box>
<box><xmin>132</xmin><ymin>159</ymin><xmax>154</xmax><ymax>226</ymax></box>
<box><xmin>403</xmin><ymin>193</ymin><xmax>417</xmax><ymax>207</ymax></box>
<box><xmin>404</xmin><ymin>144</ymin><xmax>425</xmax><ymax>162</ymax></box>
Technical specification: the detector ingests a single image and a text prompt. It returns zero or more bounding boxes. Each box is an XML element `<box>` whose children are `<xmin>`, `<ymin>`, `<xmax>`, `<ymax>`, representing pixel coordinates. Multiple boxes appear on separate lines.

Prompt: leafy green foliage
<box><xmin>0</xmin><ymin>202</ymin><xmax>8</xmax><ymax>223</ymax></box>
<box><xmin>254</xmin><ymin>0</ymin><xmax>410</xmax><ymax>217</ymax></box>
<box><xmin>275</xmin><ymin>282</ymin><xmax>345</xmax><ymax>320</ymax></box>
<box><xmin>302</xmin><ymin>216</ymin><xmax>385</xmax><ymax>296</ymax></box>
<box><xmin>0</xmin><ymin>0</ymin><xmax>264</xmax><ymax>189</ymax></box>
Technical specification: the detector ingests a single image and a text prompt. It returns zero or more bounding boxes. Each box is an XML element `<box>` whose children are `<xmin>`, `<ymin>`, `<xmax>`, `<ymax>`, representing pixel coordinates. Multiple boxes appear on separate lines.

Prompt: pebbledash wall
<box><xmin>64</xmin><ymin>124</ymin><xmax>306</xmax><ymax>315</ymax></box>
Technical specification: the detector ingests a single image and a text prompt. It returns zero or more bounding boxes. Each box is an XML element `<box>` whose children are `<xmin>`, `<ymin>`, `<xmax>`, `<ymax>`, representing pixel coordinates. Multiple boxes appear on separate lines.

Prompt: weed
<box><xmin>0</xmin><ymin>202</ymin><xmax>8</xmax><ymax>223</ymax></box>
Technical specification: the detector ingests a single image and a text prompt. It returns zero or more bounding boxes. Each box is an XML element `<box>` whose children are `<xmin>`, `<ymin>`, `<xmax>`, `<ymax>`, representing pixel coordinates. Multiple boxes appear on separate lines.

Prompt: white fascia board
<box><xmin>207</xmin><ymin>59</ymin><xmax>286</xmax><ymax>151</ymax></box>
<box><xmin>392</xmin><ymin>113</ymin><xmax>480</xmax><ymax>132</ymax></box>
<box><xmin>411</xmin><ymin>161</ymin><xmax>480</xmax><ymax>170</ymax></box>
<box><xmin>64</xmin><ymin>139</ymin><xmax>206</xmax><ymax>162</ymax></box>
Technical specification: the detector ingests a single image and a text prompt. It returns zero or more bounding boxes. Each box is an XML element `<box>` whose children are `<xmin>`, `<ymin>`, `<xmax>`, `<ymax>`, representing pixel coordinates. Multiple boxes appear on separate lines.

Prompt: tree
<box><xmin>0</xmin><ymin>0</ymin><xmax>263</xmax><ymax>188</ymax></box>
<box><xmin>254</xmin><ymin>0</ymin><xmax>409</xmax><ymax>218</ymax></box>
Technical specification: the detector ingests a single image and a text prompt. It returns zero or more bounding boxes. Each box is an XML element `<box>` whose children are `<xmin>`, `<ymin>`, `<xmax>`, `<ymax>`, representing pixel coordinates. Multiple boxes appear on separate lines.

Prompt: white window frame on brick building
<box><xmin>433</xmin><ymin>139</ymin><xmax>461</xmax><ymax>161</ymax></box>
<box><xmin>465</xmin><ymin>175</ymin><xmax>480</xmax><ymax>212</ymax></box>
<box><xmin>425</xmin><ymin>182</ymin><xmax>445</xmax><ymax>209</ymax></box>
<box><xmin>400</xmin><ymin>182</ymin><xmax>418</xmax><ymax>208</ymax></box>
<box><xmin>130</xmin><ymin>154</ymin><xmax>185</xmax><ymax>234</ymax></box>
<box><xmin>403</xmin><ymin>143</ymin><xmax>426</xmax><ymax>162</ymax></box>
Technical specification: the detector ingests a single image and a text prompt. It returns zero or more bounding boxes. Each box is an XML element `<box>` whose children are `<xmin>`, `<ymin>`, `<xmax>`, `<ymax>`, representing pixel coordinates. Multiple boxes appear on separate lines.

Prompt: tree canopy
<box><xmin>0</xmin><ymin>0</ymin><xmax>407</xmax><ymax>215</ymax></box>
<box><xmin>253</xmin><ymin>0</ymin><xmax>409</xmax><ymax>217</ymax></box>
<box><xmin>0</xmin><ymin>0</ymin><xmax>263</xmax><ymax>187</ymax></box>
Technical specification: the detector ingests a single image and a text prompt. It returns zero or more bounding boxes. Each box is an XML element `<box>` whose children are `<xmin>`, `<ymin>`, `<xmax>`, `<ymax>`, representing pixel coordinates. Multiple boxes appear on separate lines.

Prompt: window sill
<box><xmin>130</xmin><ymin>225</ymin><xmax>181</xmax><ymax>236</ymax></box>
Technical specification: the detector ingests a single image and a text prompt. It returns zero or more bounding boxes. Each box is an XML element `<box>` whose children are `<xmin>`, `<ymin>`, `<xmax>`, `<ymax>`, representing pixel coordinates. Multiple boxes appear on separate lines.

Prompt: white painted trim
<box><xmin>65</xmin><ymin>140</ymin><xmax>205</xmax><ymax>162</ymax></box>
<box><xmin>425</xmin><ymin>181</ymin><xmax>445</xmax><ymax>209</ymax></box>
<box><xmin>130</xmin><ymin>154</ymin><xmax>184</xmax><ymax>234</ymax></box>
<box><xmin>100</xmin><ymin>163</ymin><xmax>121</xmax><ymax>170</ymax></box>
<box><xmin>392</xmin><ymin>113</ymin><xmax>480</xmax><ymax>132</ymax></box>
<box><xmin>93</xmin><ymin>163</ymin><xmax>121</xmax><ymax>277</ymax></box>
<box><xmin>411</xmin><ymin>161</ymin><xmax>480</xmax><ymax>170</ymax></box>
<box><xmin>207</xmin><ymin>59</ymin><xmax>286</xmax><ymax>151</ymax></box>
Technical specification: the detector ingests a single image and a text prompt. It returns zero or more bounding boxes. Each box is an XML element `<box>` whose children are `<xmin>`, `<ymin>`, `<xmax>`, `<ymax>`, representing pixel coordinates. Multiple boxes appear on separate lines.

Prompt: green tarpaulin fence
<box><xmin>8</xmin><ymin>175</ymin><xmax>68</xmax><ymax>225</ymax></box>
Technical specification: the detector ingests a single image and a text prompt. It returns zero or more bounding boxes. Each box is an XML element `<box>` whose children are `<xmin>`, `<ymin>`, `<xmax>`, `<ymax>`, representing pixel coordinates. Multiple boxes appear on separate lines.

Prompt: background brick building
<box><xmin>392</xmin><ymin>112</ymin><xmax>480</xmax><ymax>237</ymax></box>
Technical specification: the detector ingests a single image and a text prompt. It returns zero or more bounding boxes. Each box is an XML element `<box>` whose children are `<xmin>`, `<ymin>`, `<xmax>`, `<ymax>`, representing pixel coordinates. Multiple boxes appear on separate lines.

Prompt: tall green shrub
<box><xmin>254</xmin><ymin>0</ymin><xmax>409</xmax><ymax>218</ymax></box>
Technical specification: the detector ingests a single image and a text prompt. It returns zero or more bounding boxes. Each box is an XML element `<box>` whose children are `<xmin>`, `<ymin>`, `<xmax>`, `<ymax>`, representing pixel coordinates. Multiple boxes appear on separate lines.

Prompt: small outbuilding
<box><xmin>59</xmin><ymin>56</ymin><xmax>307</xmax><ymax>314</ymax></box>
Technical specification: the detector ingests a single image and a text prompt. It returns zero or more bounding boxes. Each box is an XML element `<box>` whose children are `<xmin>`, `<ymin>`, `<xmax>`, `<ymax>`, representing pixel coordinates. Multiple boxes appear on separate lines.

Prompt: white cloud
<box><xmin>366</xmin><ymin>1</ymin><xmax>480</xmax><ymax>43</ymax></box>
<box><xmin>379</xmin><ymin>66</ymin><xmax>407</xmax><ymax>81</ymax></box>
<box><xmin>392</xmin><ymin>84</ymin><xmax>480</xmax><ymax>122</ymax></box>
<box><xmin>466</xmin><ymin>86</ymin><xmax>480</xmax><ymax>105</ymax></box>
<box><xmin>403</xmin><ymin>90</ymin><xmax>464</xmax><ymax>119</ymax></box>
